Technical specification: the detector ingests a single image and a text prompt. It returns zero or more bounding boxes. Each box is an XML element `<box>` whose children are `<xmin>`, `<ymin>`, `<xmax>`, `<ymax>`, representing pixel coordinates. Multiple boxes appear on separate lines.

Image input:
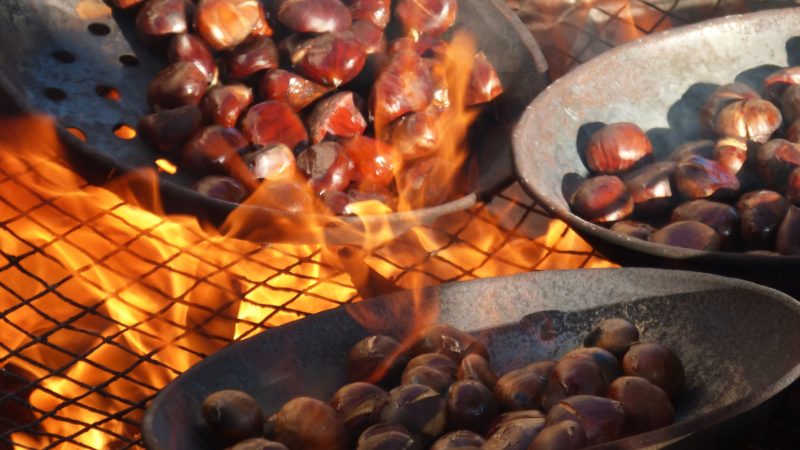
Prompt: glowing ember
<box><xmin>155</xmin><ymin>158</ymin><xmax>178</xmax><ymax>174</ymax></box>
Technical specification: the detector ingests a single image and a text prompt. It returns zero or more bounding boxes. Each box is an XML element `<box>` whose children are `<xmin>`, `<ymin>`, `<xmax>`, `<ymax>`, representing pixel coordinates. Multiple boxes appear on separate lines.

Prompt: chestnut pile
<box><xmin>568</xmin><ymin>68</ymin><xmax>800</xmax><ymax>255</ymax></box>
<box><xmin>200</xmin><ymin>318</ymin><xmax>685</xmax><ymax>449</ymax></box>
<box><xmin>110</xmin><ymin>0</ymin><xmax>503</xmax><ymax>213</ymax></box>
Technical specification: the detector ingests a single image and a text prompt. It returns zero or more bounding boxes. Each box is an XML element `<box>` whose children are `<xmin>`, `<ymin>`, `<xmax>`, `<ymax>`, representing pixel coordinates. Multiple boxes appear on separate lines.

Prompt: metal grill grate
<box><xmin>0</xmin><ymin>0</ymin><xmax>798</xmax><ymax>448</ymax></box>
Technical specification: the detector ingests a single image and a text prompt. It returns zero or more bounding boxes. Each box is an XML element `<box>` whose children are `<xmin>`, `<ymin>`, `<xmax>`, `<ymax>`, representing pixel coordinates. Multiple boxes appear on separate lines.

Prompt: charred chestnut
<box><xmin>202</xmin><ymin>390</ymin><xmax>264</xmax><ymax>446</ymax></box>
<box><xmin>429</xmin><ymin>430</ymin><xmax>484</xmax><ymax>450</ymax></box>
<box><xmin>610</xmin><ymin>221</ymin><xmax>657</xmax><ymax>240</ymax></box>
<box><xmin>201</xmin><ymin>84</ymin><xmax>253</xmax><ymax>128</ymax></box>
<box><xmin>380</xmin><ymin>384</ymin><xmax>447</xmax><ymax>443</ymax></box>
<box><xmin>756</xmin><ymin>139</ymin><xmax>800</xmax><ymax>189</ymax></box>
<box><xmin>330</xmin><ymin>382</ymin><xmax>389</xmax><ymax>441</ymax></box>
<box><xmin>623</xmin><ymin>161</ymin><xmax>677</xmax><ymax>213</ymax></box>
<box><xmin>545</xmin><ymin>395</ymin><xmax>625</xmax><ymax>444</ymax></box>
<box><xmin>148</xmin><ymin>62</ymin><xmax>209</xmax><ymax>111</ymax></box>
<box><xmin>494</xmin><ymin>361</ymin><xmax>555</xmax><ymax>411</ymax></box>
<box><xmin>713</xmin><ymin>99</ymin><xmax>782</xmax><ymax>144</ymax></box>
<box><xmin>737</xmin><ymin>190</ymin><xmax>790</xmax><ymax>250</ymax></box>
<box><xmin>241</xmin><ymin>101</ymin><xmax>308</xmax><ymax>149</ymax></box>
<box><xmin>227</xmin><ymin>438</ymin><xmax>288</xmax><ymax>450</ymax></box>
<box><xmin>277</xmin><ymin>0</ymin><xmax>352</xmax><ymax>34</ymax></box>
<box><xmin>585</xmin><ymin>123</ymin><xmax>653</xmax><ymax>175</ymax></box>
<box><xmin>138</xmin><ymin>104</ymin><xmax>203</xmax><ymax>152</ymax></box>
<box><xmin>584</xmin><ymin>318</ymin><xmax>639</xmax><ymax>359</ymax></box>
<box><xmin>456</xmin><ymin>354</ymin><xmax>498</xmax><ymax>390</ymax></box>
<box><xmin>411</xmin><ymin>324</ymin><xmax>489</xmax><ymax>363</ymax></box>
<box><xmin>482</xmin><ymin>417</ymin><xmax>546</xmax><ymax>450</ymax></box>
<box><xmin>347</xmin><ymin>335</ymin><xmax>408</xmax><ymax>387</ymax></box>
<box><xmin>569</xmin><ymin>176</ymin><xmax>634</xmax><ymax>223</ymax></box>
<box><xmin>622</xmin><ymin>342</ymin><xmax>685</xmax><ymax>398</ymax></box>
<box><xmin>527</xmin><ymin>420</ymin><xmax>588</xmax><ymax>450</ymax></box>
<box><xmin>275</xmin><ymin>397</ymin><xmax>347</xmax><ymax>450</ymax></box>
<box><xmin>649</xmin><ymin>221</ymin><xmax>721</xmax><ymax>251</ymax></box>
<box><xmin>607</xmin><ymin>376</ymin><xmax>674</xmax><ymax>434</ymax></box>
<box><xmin>675</xmin><ymin>155</ymin><xmax>740</xmax><ymax>200</ymax></box>
<box><xmin>700</xmin><ymin>83</ymin><xmax>760</xmax><ymax>132</ymax></box>
<box><xmin>259</xmin><ymin>69</ymin><xmax>330</xmax><ymax>112</ymax></box>
<box><xmin>446</xmin><ymin>380</ymin><xmax>498</xmax><ymax>433</ymax></box>
<box><xmin>307</xmin><ymin>91</ymin><xmax>367</xmax><ymax>144</ymax></box>
<box><xmin>671</xmin><ymin>200</ymin><xmax>740</xmax><ymax>249</ymax></box>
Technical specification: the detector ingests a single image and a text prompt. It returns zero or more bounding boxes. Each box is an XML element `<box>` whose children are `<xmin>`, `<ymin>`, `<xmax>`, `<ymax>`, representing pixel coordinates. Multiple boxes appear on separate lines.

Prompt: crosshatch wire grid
<box><xmin>0</xmin><ymin>0</ymin><xmax>798</xmax><ymax>448</ymax></box>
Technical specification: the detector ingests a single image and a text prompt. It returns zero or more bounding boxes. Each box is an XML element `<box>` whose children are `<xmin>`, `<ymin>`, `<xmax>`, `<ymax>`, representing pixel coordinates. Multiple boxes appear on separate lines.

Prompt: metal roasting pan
<box><xmin>142</xmin><ymin>268</ymin><xmax>800</xmax><ymax>450</ymax></box>
<box><xmin>0</xmin><ymin>0</ymin><xmax>549</xmax><ymax>244</ymax></box>
<box><xmin>512</xmin><ymin>9</ymin><xmax>800</xmax><ymax>297</ymax></box>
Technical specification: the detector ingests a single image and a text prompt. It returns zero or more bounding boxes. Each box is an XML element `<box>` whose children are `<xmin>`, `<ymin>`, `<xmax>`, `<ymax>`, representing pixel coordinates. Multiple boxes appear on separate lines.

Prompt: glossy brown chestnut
<box><xmin>346</xmin><ymin>183</ymin><xmax>397</xmax><ymax>209</ymax></box>
<box><xmin>540</xmin><ymin>356</ymin><xmax>608</xmax><ymax>411</ymax></box>
<box><xmin>545</xmin><ymin>395</ymin><xmax>625</xmax><ymax>444</ymax></box>
<box><xmin>777</xmin><ymin>205</ymin><xmax>800</xmax><ymax>255</ymax></box>
<box><xmin>395</xmin><ymin>0</ymin><xmax>458</xmax><ymax>37</ymax></box>
<box><xmin>493</xmin><ymin>361</ymin><xmax>556</xmax><ymax>411</ymax></box>
<box><xmin>764</xmin><ymin>66</ymin><xmax>800</xmax><ymax>100</ymax></box>
<box><xmin>649</xmin><ymin>220</ymin><xmax>721</xmax><ymax>251</ymax></box>
<box><xmin>781</xmin><ymin>84</ymin><xmax>800</xmax><ymax>123</ymax></box>
<box><xmin>350</xmin><ymin>20</ymin><xmax>386</xmax><ymax>54</ymax></box>
<box><xmin>380</xmin><ymin>384</ymin><xmax>447</xmax><ymax>442</ymax></box>
<box><xmin>789</xmin><ymin>167</ymin><xmax>800</xmax><ymax>206</ymax></box>
<box><xmin>259</xmin><ymin>70</ymin><xmax>330</xmax><ymax>112</ymax></box>
<box><xmin>136</xmin><ymin>0</ymin><xmax>188</xmax><ymax>41</ymax></box>
<box><xmin>201</xmin><ymin>84</ymin><xmax>253</xmax><ymax>128</ymax></box>
<box><xmin>243</xmin><ymin>144</ymin><xmax>295</xmax><ymax>181</ymax></box>
<box><xmin>699</xmin><ymin>83</ymin><xmax>761</xmax><ymax>132</ymax></box>
<box><xmin>482</xmin><ymin>417</ymin><xmax>546</xmax><ymax>450</ymax></box>
<box><xmin>737</xmin><ymin>190</ymin><xmax>790</xmax><ymax>250</ymax></box>
<box><xmin>345</xmin><ymin>0</ymin><xmax>391</xmax><ymax>29</ymax></box>
<box><xmin>487</xmin><ymin>410</ymin><xmax>546</xmax><ymax>435</ymax></box>
<box><xmin>585</xmin><ymin>123</ymin><xmax>653</xmax><ymax>175</ymax></box>
<box><xmin>787</xmin><ymin>119</ymin><xmax>800</xmax><ymax>143</ymax></box>
<box><xmin>398</xmin><ymin>157</ymin><xmax>450</xmax><ymax>208</ymax></box>
<box><xmin>330</xmin><ymin>382</ymin><xmax>389</xmax><ymax>441</ymax></box>
<box><xmin>250</xmin><ymin>179</ymin><xmax>314</xmax><ymax>213</ymax></box>
<box><xmin>226</xmin><ymin>36</ymin><xmax>279</xmax><ymax>79</ymax></box>
<box><xmin>607</xmin><ymin>376</ymin><xmax>674</xmax><ymax>434</ymax></box>
<box><xmin>241</xmin><ymin>101</ymin><xmax>308</xmax><ymax>149</ymax></box>
<box><xmin>427</xmin><ymin>58</ymin><xmax>450</xmax><ymax>110</ymax></box>
<box><xmin>148</xmin><ymin>62</ymin><xmax>209</xmax><ymax>111</ymax></box>
<box><xmin>675</xmin><ymin>155</ymin><xmax>740</xmax><ymax>200</ymax></box>
<box><xmin>275</xmin><ymin>397</ymin><xmax>347</xmax><ymax>450</ymax></box>
<box><xmin>622</xmin><ymin>342</ymin><xmax>685</xmax><ymax>398</ymax></box>
<box><xmin>610</xmin><ymin>221</ymin><xmax>656</xmax><ymax>240</ymax></box>
<box><xmin>584</xmin><ymin>318</ymin><xmax>639</xmax><ymax>359</ymax></box>
<box><xmin>466</xmin><ymin>52</ymin><xmax>503</xmax><ymax>106</ymax></box>
<box><xmin>196</xmin><ymin>0</ymin><xmax>263</xmax><ymax>50</ymax></box>
<box><xmin>446</xmin><ymin>380</ymin><xmax>498</xmax><ymax>433</ymax></box>
<box><xmin>291</xmin><ymin>31</ymin><xmax>367</xmax><ymax>87</ymax></box>
<box><xmin>712</xmin><ymin>137</ymin><xmax>748</xmax><ymax>175</ymax></box>
<box><xmin>356</xmin><ymin>424</ymin><xmax>421</xmax><ymax>450</ymax></box>
<box><xmin>370</xmin><ymin>49</ymin><xmax>434</xmax><ymax>128</ymax></box>
<box><xmin>456</xmin><ymin>354</ymin><xmax>498</xmax><ymax>390</ymax></box>
<box><xmin>668</xmin><ymin>140</ymin><xmax>715</xmax><ymax>162</ymax></box>
<box><xmin>277</xmin><ymin>0</ymin><xmax>352</xmax><ymax>33</ymax></box>
<box><xmin>671</xmin><ymin>200</ymin><xmax>739</xmax><ymax>248</ymax></box>
<box><xmin>227</xmin><ymin>438</ymin><xmax>288</xmax><ymax>450</ymax></box>
<box><xmin>138</xmin><ymin>104</ymin><xmax>203</xmax><ymax>152</ymax></box>
<box><xmin>429</xmin><ymin>430</ymin><xmax>484</xmax><ymax>450</ymax></box>
<box><xmin>404</xmin><ymin>353</ymin><xmax>458</xmax><ymax>378</ymax></box>
<box><xmin>297</xmin><ymin>142</ymin><xmax>355</xmax><ymax>195</ymax></box>
<box><xmin>342</xmin><ymin>136</ymin><xmax>397</xmax><ymax>187</ymax></box>
<box><xmin>527</xmin><ymin>420</ymin><xmax>588</xmax><ymax>450</ymax></box>
<box><xmin>756</xmin><ymin>139</ymin><xmax>800</xmax><ymax>189</ymax></box>
<box><xmin>307</xmin><ymin>92</ymin><xmax>367</xmax><ymax>144</ymax></box>
<box><xmin>182</xmin><ymin>125</ymin><xmax>250</xmax><ymax>175</ymax></box>
<box><xmin>713</xmin><ymin>99</ymin><xmax>782</xmax><ymax>144</ymax></box>
<box><xmin>202</xmin><ymin>390</ymin><xmax>264</xmax><ymax>446</ymax></box>
<box><xmin>194</xmin><ymin>175</ymin><xmax>248</xmax><ymax>203</ymax></box>
<box><xmin>623</xmin><ymin>161</ymin><xmax>677</xmax><ymax>213</ymax></box>
<box><xmin>168</xmin><ymin>33</ymin><xmax>218</xmax><ymax>84</ymax></box>
<box><xmin>347</xmin><ymin>335</ymin><xmax>408</xmax><ymax>387</ymax></box>
<box><xmin>401</xmin><ymin>365</ymin><xmax>454</xmax><ymax>393</ymax></box>
<box><xmin>410</xmin><ymin>323</ymin><xmax>489</xmax><ymax>363</ymax></box>
<box><xmin>561</xmin><ymin>347</ymin><xmax>622</xmax><ymax>384</ymax></box>
<box><xmin>387</xmin><ymin>111</ymin><xmax>440</xmax><ymax>161</ymax></box>
<box><xmin>569</xmin><ymin>176</ymin><xmax>634</xmax><ymax>223</ymax></box>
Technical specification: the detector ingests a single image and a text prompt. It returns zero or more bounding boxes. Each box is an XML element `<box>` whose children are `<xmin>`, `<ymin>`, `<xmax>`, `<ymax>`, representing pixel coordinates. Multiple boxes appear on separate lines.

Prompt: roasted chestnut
<box><xmin>585</xmin><ymin>123</ymin><xmax>653</xmax><ymax>175</ymax></box>
<box><xmin>622</xmin><ymin>342</ymin><xmax>685</xmax><ymax>398</ymax></box>
<box><xmin>756</xmin><ymin>139</ymin><xmax>800</xmax><ymax>189</ymax></box>
<box><xmin>765</xmin><ymin>66</ymin><xmax>800</xmax><ymax>100</ymax></box>
<box><xmin>395</xmin><ymin>0</ymin><xmax>458</xmax><ymax>37</ymax></box>
<box><xmin>111</xmin><ymin>0</ymin><xmax>145</xmax><ymax>9</ymax></box>
<box><xmin>398</xmin><ymin>157</ymin><xmax>451</xmax><ymax>208</ymax></box>
<box><xmin>182</xmin><ymin>125</ymin><xmax>250</xmax><ymax>174</ymax></box>
<box><xmin>781</xmin><ymin>84</ymin><xmax>800</xmax><ymax>123</ymax></box>
<box><xmin>138</xmin><ymin>104</ymin><xmax>203</xmax><ymax>152</ymax></box>
<box><xmin>584</xmin><ymin>318</ymin><xmax>639</xmax><ymax>359</ymax></box>
<box><xmin>487</xmin><ymin>410</ymin><xmax>545</xmax><ymax>435</ymax></box>
<box><xmin>494</xmin><ymin>361</ymin><xmax>555</xmax><ymax>411</ymax></box>
<box><xmin>306</xmin><ymin>91</ymin><xmax>368</xmax><ymax>144</ymax></box>
<box><xmin>226</xmin><ymin>35</ymin><xmax>279</xmax><ymax>79</ymax></box>
<box><xmin>342</xmin><ymin>136</ymin><xmax>397</xmax><ymax>187</ymax></box>
<box><xmin>670</xmin><ymin>200</ymin><xmax>739</xmax><ymax>249</ymax></box>
<box><xmin>699</xmin><ymin>83</ymin><xmax>760</xmax><ymax>132</ymax></box>
<box><xmin>227</xmin><ymin>438</ymin><xmax>288</xmax><ymax>450</ymax></box>
<box><xmin>202</xmin><ymin>390</ymin><xmax>264</xmax><ymax>446</ymax></box>
<box><xmin>405</xmin><ymin>353</ymin><xmax>458</xmax><ymax>378</ymax></box>
<box><xmin>527</xmin><ymin>420</ymin><xmax>588</xmax><ymax>450</ymax></box>
<box><xmin>249</xmin><ymin>179</ymin><xmax>314</xmax><ymax>213</ymax></box>
<box><xmin>356</xmin><ymin>424</ymin><xmax>421</xmax><ymax>450</ymax></box>
<box><xmin>456</xmin><ymin>353</ymin><xmax>498</xmax><ymax>390</ymax></box>
<box><xmin>674</xmin><ymin>155</ymin><xmax>740</xmax><ymax>200</ymax></box>
<box><xmin>136</xmin><ymin>0</ymin><xmax>188</xmax><ymax>42</ymax></box>
<box><xmin>168</xmin><ymin>33</ymin><xmax>218</xmax><ymax>84</ymax></box>
<box><xmin>290</xmin><ymin>31</ymin><xmax>367</xmax><ymax>87</ymax></box>
<box><xmin>787</xmin><ymin>119</ymin><xmax>800</xmax><ymax>143</ymax></box>
<box><xmin>347</xmin><ymin>335</ymin><xmax>408</xmax><ymax>387</ymax></box>
<box><xmin>201</xmin><ymin>84</ymin><xmax>254</xmax><ymax>128</ymax></box>
<box><xmin>350</xmin><ymin>20</ymin><xmax>386</xmax><ymax>54</ymax></box>
<box><xmin>545</xmin><ymin>395</ymin><xmax>625</xmax><ymax>444</ymax></box>
<box><xmin>622</xmin><ymin>161</ymin><xmax>677</xmax><ymax>213</ymax></box>
<box><xmin>713</xmin><ymin>99</ymin><xmax>782</xmax><ymax>144</ymax></box>
<box><xmin>410</xmin><ymin>324</ymin><xmax>489</xmax><ymax>363</ymax></box>
<box><xmin>387</xmin><ymin>111</ymin><xmax>441</xmax><ymax>161</ymax></box>
<box><xmin>241</xmin><ymin>101</ymin><xmax>308</xmax><ymax>149</ymax></box>
<box><xmin>275</xmin><ymin>397</ymin><xmax>347</xmax><ymax>450</ymax></box>
<box><xmin>482</xmin><ymin>417</ymin><xmax>546</xmax><ymax>450</ymax></box>
<box><xmin>345</xmin><ymin>0</ymin><xmax>391</xmax><ymax>29</ymax></box>
<box><xmin>194</xmin><ymin>175</ymin><xmax>248</xmax><ymax>203</ymax></box>
<box><xmin>737</xmin><ymin>190</ymin><xmax>790</xmax><ymax>250</ymax></box>
<box><xmin>561</xmin><ymin>347</ymin><xmax>622</xmax><ymax>384</ymax></box>
<box><xmin>277</xmin><ymin>0</ymin><xmax>352</xmax><ymax>34</ymax></box>
<box><xmin>243</xmin><ymin>144</ymin><xmax>295</xmax><ymax>181</ymax></box>
<box><xmin>380</xmin><ymin>384</ymin><xmax>447</xmax><ymax>443</ymax></box>
<box><xmin>610</xmin><ymin>221</ymin><xmax>657</xmax><ymax>240</ymax></box>
<box><xmin>429</xmin><ymin>430</ymin><xmax>484</xmax><ymax>450</ymax></box>
<box><xmin>445</xmin><ymin>380</ymin><xmax>498</xmax><ymax>433</ymax></box>
<box><xmin>776</xmin><ymin>205</ymin><xmax>800</xmax><ymax>255</ymax></box>
<box><xmin>196</xmin><ymin>0</ymin><xmax>263</xmax><ymax>50</ymax></box>
<box><xmin>466</xmin><ymin>52</ymin><xmax>504</xmax><ymax>106</ymax></box>
<box><xmin>370</xmin><ymin>49</ymin><xmax>434</xmax><ymax>128</ymax></box>
<box><xmin>330</xmin><ymin>382</ymin><xmax>389</xmax><ymax>441</ymax></box>
<box><xmin>668</xmin><ymin>140</ymin><xmax>714</xmax><ymax>162</ymax></box>
<box><xmin>259</xmin><ymin>69</ymin><xmax>330</xmax><ymax>112</ymax></box>
<box><xmin>607</xmin><ymin>376</ymin><xmax>674</xmax><ymax>434</ymax></box>
<box><xmin>712</xmin><ymin>137</ymin><xmax>748</xmax><ymax>175</ymax></box>
<box><xmin>789</xmin><ymin>167</ymin><xmax>800</xmax><ymax>206</ymax></box>
<box><xmin>148</xmin><ymin>62</ymin><xmax>209</xmax><ymax>111</ymax></box>
<box><xmin>569</xmin><ymin>176</ymin><xmax>634</xmax><ymax>223</ymax></box>
<box><xmin>649</xmin><ymin>220</ymin><xmax>721</xmax><ymax>251</ymax></box>
<box><xmin>297</xmin><ymin>142</ymin><xmax>355</xmax><ymax>195</ymax></box>
<box><xmin>541</xmin><ymin>355</ymin><xmax>608</xmax><ymax>411</ymax></box>
<box><xmin>401</xmin><ymin>366</ymin><xmax>454</xmax><ymax>394</ymax></box>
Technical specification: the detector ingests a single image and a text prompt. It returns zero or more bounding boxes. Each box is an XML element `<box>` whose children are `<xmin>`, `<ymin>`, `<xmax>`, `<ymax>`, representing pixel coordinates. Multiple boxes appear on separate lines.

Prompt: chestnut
<box><xmin>445</xmin><ymin>380</ymin><xmax>498</xmax><ymax>433</ymax></box>
<box><xmin>307</xmin><ymin>92</ymin><xmax>368</xmax><ymax>144</ymax></box>
<box><xmin>243</xmin><ymin>144</ymin><xmax>295</xmax><ymax>181</ymax></box>
<box><xmin>585</xmin><ymin>123</ymin><xmax>653</xmax><ymax>175</ymax></box>
<box><xmin>527</xmin><ymin>420</ymin><xmax>588</xmax><ymax>450</ymax></box>
<box><xmin>259</xmin><ymin>69</ymin><xmax>330</xmax><ymax>112</ymax></box>
<box><xmin>202</xmin><ymin>390</ymin><xmax>264</xmax><ymax>446</ymax></box>
<box><xmin>401</xmin><ymin>366</ymin><xmax>454</xmax><ymax>394</ymax></box>
<box><xmin>481</xmin><ymin>417</ymin><xmax>546</xmax><ymax>450</ymax></box>
<box><xmin>410</xmin><ymin>324</ymin><xmax>489</xmax><ymax>363</ymax></box>
<box><xmin>342</xmin><ymin>136</ymin><xmax>397</xmax><ymax>187</ymax></box>
<box><xmin>764</xmin><ymin>66</ymin><xmax>800</xmax><ymax>100</ymax></box>
<box><xmin>380</xmin><ymin>384</ymin><xmax>447</xmax><ymax>443</ymax></box>
<box><xmin>712</xmin><ymin>137</ymin><xmax>748</xmax><ymax>175</ymax></box>
<box><xmin>777</xmin><ymin>205</ymin><xmax>800</xmax><ymax>255</ymax></box>
<box><xmin>787</xmin><ymin>119</ymin><xmax>800</xmax><ymax>143</ymax></box>
<box><xmin>241</xmin><ymin>101</ymin><xmax>308</xmax><ymax>149</ymax></box>
<box><xmin>138</xmin><ymin>104</ymin><xmax>203</xmax><ymax>152</ymax></box>
<box><xmin>561</xmin><ymin>347</ymin><xmax>622</xmax><ymax>384</ymax></box>
<box><xmin>427</xmin><ymin>58</ymin><xmax>451</xmax><ymax>110</ymax></box>
<box><xmin>622</xmin><ymin>161</ymin><xmax>677</xmax><ymax>213</ymax></box>
<box><xmin>789</xmin><ymin>167</ymin><xmax>800</xmax><ymax>206</ymax></box>
<box><xmin>194</xmin><ymin>176</ymin><xmax>248</xmax><ymax>202</ymax></box>
<box><xmin>345</xmin><ymin>0</ymin><xmax>391</xmax><ymax>29</ymax></box>
<box><xmin>356</xmin><ymin>424</ymin><xmax>421</xmax><ymax>450</ymax></box>
<box><xmin>668</xmin><ymin>140</ymin><xmax>714</xmax><ymax>162</ymax></box>
<box><xmin>196</xmin><ymin>0</ymin><xmax>263</xmax><ymax>51</ymax></box>
<box><xmin>398</xmin><ymin>157</ymin><xmax>451</xmax><ymax>208</ymax></box>
<box><xmin>201</xmin><ymin>84</ymin><xmax>254</xmax><ymax>128</ymax></box>
<box><xmin>569</xmin><ymin>176</ymin><xmax>634</xmax><ymax>223</ymax></box>
<box><xmin>540</xmin><ymin>356</ymin><xmax>608</xmax><ymax>411</ymax></box>
<box><xmin>466</xmin><ymin>52</ymin><xmax>504</xmax><ymax>106</ymax></box>
<box><xmin>347</xmin><ymin>183</ymin><xmax>397</xmax><ymax>209</ymax></box>
<box><xmin>250</xmin><ymin>179</ymin><xmax>314</xmax><ymax>213</ymax></box>
<box><xmin>330</xmin><ymin>382</ymin><xmax>389</xmax><ymax>441</ymax></box>
<box><xmin>671</xmin><ymin>200</ymin><xmax>740</xmax><ymax>249</ymax></box>
<box><xmin>275</xmin><ymin>397</ymin><xmax>347</xmax><ymax>450</ymax></box>
<box><xmin>347</xmin><ymin>335</ymin><xmax>409</xmax><ymax>387</ymax></box>
<box><xmin>182</xmin><ymin>125</ymin><xmax>250</xmax><ymax>175</ymax></box>
<box><xmin>395</xmin><ymin>0</ymin><xmax>458</xmax><ymax>37</ymax></box>
<box><xmin>737</xmin><ymin>190</ymin><xmax>790</xmax><ymax>250</ymax></box>
<box><xmin>545</xmin><ymin>395</ymin><xmax>625</xmax><ymax>444</ymax></box>
<box><xmin>713</xmin><ymin>99</ymin><xmax>782</xmax><ymax>144</ymax></box>
<box><xmin>781</xmin><ymin>84</ymin><xmax>800</xmax><ymax>123</ymax></box>
<box><xmin>456</xmin><ymin>354</ymin><xmax>498</xmax><ymax>390</ymax></box>
<box><xmin>110</xmin><ymin>0</ymin><xmax>145</xmax><ymax>9</ymax></box>
<box><xmin>168</xmin><ymin>33</ymin><xmax>218</xmax><ymax>84</ymax></box>
<box><xmin>405</xmin><ymin>353</ymin><xmax>458</xmax><ymax>378</ymax></box>
<box><xmin>607</xmin><ymin>376</ymin><xmax>674</xmax><ymax>434</ymax></box>
<box><xmin>584</xmin><ymin>318</ymin><xmax>639</xmax><ymax>359</ymax></box>
<box><xmin>429</xmin><ymin>430</ymin><xmax>484</xmax><ymax>450</ymax></box>
<box><xmin>322</xmin><ymin>190</ymin><xmax>351</xmax><ymax>215</ymax></box>
<box><xmin>291</xmin><ymin>31</ymin><xmax>367</xmax><ymax>87</ymax></box>
<box><xmin>148</xmin><ymin>62</ymin><xmax>209</xmax><ymax>111</ymax></box>
<box><xmin>297</xmin><ymin>142</ymin><xmax>355</xmax><ymax>195</ymax></box>
<box><xmin>370</xmin><ymin>49</ymin><xmax>434</xmax><ymax>128</ymax></box>
<box><xmin>387</xmin><ymin>111</ymin><xmax>441</xmax><ymax>161</ymax></box>
<box><xmin>227</xmin><ymin>438</ymin><xmax>288</xmax><ymax>450</ymax></box>
<box><xmin>622</xmin><ymin>342</ymin><xmax>685</xmax><ymax>398</ymax></box>
<box><xmin>610</xmin><ymin>220</ymin><xmax>657</xmax><ymax>240</ymax></box>
<box><xmin>649</xmin><ymin>221</ymin><xmax>721</xmax><ymax>251</ymax></box>
<box><xmin>226</xmin><ymin>36</ymin><xmax>279</xmax><ymax>79</ymax></box>
<box><xmin>699</xmin><ymin>83</ymin><xmax>760</xmax><ymax>132</ymax></box>
<box><xmin>756</xmin><ymin>139</ymin><xmax>800</xmax><ymax>189</ymax></box>
<box><xmin>277</xmin><ymin>0</ymin><xmax>352</xmax><ymax>33</ymax></box>
<box><xmin>350</xmin><ymin>20</ymin><xmax>386</xmax><ymax>54</ymax></box>
<box><xmin>136</xmin><ymin>0</ymin><xmax>188</xmax><ymax>42</ymax></box>
<box><xmin>674</xmin><ymin>155</ymin><xmax>740</xmax><ymax>200</ymax></box>
<box><xmin>493</xmin><ymin>361</ymin><xmax>556</xmax><ymax>411</ymax></box>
